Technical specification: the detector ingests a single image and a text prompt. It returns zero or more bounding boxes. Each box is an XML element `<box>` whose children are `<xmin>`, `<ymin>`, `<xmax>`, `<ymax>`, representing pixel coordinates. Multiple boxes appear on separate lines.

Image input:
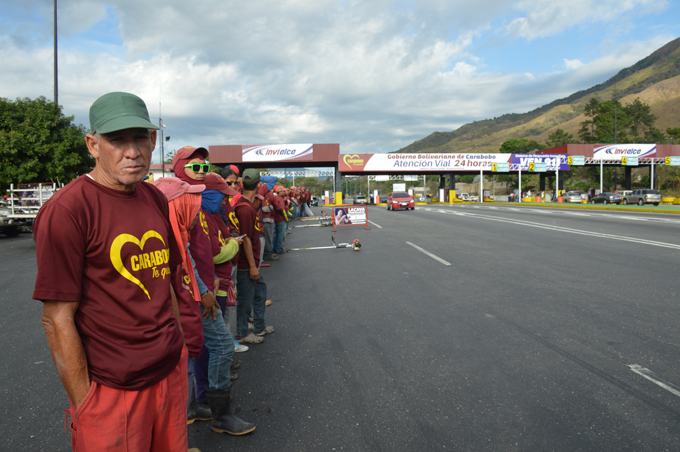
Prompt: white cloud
<box><xmin>506</xmin><ymin>0</ymin><xmax>668</xmax><ymax>39</ymax></box>
<box><xmin>564</xmin><ymin>58</ymin><xmax>584</xmax><ymax>70</ymax></box>
<box><xmin>0</xmin><ymin>0</ymin><xmax>676</xmax><ymax>158</ymax></box>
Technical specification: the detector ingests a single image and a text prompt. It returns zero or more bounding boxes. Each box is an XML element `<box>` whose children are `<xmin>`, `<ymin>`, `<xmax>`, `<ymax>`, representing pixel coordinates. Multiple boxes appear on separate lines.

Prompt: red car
<box><xmin>387</xmin><ymin>192</ymin><xmax>414</xmax><ymax>211</ymax></box>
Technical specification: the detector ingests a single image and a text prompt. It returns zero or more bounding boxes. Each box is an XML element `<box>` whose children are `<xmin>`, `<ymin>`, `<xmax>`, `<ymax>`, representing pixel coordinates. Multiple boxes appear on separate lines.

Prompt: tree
<box><xmin>0</xmin><ymin>96</ymin><xmax>93</xmax><ymax>189</ymax></box>
<box><xmin>545</xmin><ymin>129</ymin><xmax>576</xmax><ymax>148</ymax></box>
<box><xmin>578</xmin><ymin>97</ymin><xmax>663</xmax><ymax>144</ymax></box>
<box><xmin>625</xmin><ymin>98</ymin><xmax>659</xmax><ymax>143</ymax></box>
<box><xmin>667</xmin><ymin>127</ymin><xmax>680</xmax><ymax>143</ymax></box>
<box><xmin>499</xmin><ymin>138</ymin><xmax>543</xmax><ymax>154</ymax></box>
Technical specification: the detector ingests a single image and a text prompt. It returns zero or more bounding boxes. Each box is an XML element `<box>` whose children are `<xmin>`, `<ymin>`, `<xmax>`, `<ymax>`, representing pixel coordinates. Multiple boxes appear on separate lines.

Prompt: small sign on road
<box><xmin>533</xmin><ymin>162</ymin><xmax>547</xmax><ymax>172</ymax></box>
<box><xmin>622</xmin><ymin>156</ymin><xmax>638</xmax><ymax>166</ymax></box>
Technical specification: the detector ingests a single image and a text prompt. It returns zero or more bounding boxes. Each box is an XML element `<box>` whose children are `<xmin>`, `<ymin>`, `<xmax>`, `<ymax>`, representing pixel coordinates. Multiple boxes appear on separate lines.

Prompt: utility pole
<box><xmin>54</xmin><ymin>0</ymin><xmax>58</xmax><ymax>105</ymax></box>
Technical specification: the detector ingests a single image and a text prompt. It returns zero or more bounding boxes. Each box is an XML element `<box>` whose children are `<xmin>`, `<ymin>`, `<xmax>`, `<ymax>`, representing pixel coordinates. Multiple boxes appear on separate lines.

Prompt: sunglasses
<box><xmin>184</xmin><ymin>163</ymin><xmax>210</xmax><ymax>173</ymax></box>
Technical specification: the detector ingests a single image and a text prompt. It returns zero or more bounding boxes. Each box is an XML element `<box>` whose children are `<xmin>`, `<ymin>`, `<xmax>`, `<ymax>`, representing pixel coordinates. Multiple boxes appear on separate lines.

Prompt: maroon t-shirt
<box><xmin>172</xmin><ymin>265</ymin><xmax>204</xmax><ymax>359</ymax></box>
<box><xmin>205</xmin><ymin>212</ymin><xmax>232</xmax><ymax>282</ymax></box>
<box><xmin>272</xmin><ymin>194</ymin><xmax>287</xmax><ymax>223</ymax></box>
<box><xmin>33</xmin><ymin>176</ymin><xmax>183</xmax><ymax>391</ymax></box>
<box><xmin>235</xmin><ymin>196</ymin><xmax>262</xmax><ymax>269</ymax></box>
<box><xmin>189</xmin><ymin>209</ymin><xmax>216</xmax><ymax>292</ymax></box>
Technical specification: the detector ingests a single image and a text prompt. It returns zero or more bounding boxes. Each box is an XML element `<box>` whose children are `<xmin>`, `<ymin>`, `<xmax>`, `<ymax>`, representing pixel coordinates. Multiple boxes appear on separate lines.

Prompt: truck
<box><xmin>2</xmin><ymin>183</ymin><xmax>60</xmax><ymax>236</ymax></box>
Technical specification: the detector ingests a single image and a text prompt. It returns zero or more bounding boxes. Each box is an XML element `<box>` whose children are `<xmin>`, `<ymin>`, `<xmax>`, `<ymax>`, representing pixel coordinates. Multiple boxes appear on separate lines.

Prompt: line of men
<box><xmin>33</xmin><ymin>91</ymin><xmax>313</xmax><ymax>451</ymax></box>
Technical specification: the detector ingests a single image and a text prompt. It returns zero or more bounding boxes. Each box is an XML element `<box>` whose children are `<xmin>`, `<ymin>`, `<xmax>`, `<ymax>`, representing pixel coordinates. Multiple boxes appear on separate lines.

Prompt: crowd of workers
<box><xmin>33</xmin><ymin>91</ymin><xmax>316</xmax><ymax>451</ymax></box>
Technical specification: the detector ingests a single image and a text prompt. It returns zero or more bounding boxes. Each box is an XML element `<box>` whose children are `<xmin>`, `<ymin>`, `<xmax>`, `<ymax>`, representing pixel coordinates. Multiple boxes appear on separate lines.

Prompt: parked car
<box><xmin>623</xmin><ymin>189</ymin><xmax>662</xmax><ymax>206</ymax></box>
<box><xmin>0</xmin><ymin>207</ymin><xmax>25</xmax><ymax>237</ymax></box>
<box><xmin>353</xmin><ymin>196</ymin><xmax>367</xmax><ymax>205</ymax></box>
<box><xmin>563</xmin><ymin>190</ymin><xmax>586</xmax><ymax>203</ymax></box>
<box><xmin>387</xmin><ymin>192</ymin><xmax>414</xmax><ymax>211</ymax></box>
<box><xmin>590</xmin><ymin>192</ymin><xmax>622</xmax><ymax>205</ymax></box>
<box><xmin>458</xmin><ymin>193</ymin><xmax>478</xmax><ymax>202</ymax></box>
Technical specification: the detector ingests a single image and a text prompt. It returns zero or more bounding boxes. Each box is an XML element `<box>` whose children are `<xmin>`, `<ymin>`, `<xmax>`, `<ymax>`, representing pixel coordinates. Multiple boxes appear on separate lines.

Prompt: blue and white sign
<box><xmin>511</xmin><ymin>154</ymin><xmax>569</xmax><ymax>171</ymax></box>
<box><xmin>593</xmin><ymin>144</ymin><xmax>656</xmax><ymax>161</ymax></box>
<box><xmin>242</xmin><ymin>144</ymin><xmax>313</xmax><ymax>162</ymax></box>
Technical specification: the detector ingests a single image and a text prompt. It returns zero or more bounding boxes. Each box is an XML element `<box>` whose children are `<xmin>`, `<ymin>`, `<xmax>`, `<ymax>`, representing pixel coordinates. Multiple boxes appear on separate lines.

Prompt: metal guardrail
<box><xmin>5</xmin><ymin>183</ymin><xmax>60</xmax><ymax>219</ymax></box>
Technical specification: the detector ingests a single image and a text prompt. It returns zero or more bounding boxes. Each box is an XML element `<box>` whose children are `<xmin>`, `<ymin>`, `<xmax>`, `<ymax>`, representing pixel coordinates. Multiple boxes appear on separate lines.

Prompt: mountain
<box><xmin>397</xmin><ymin>37</ymin><xmax>680</xmax><ymax>154</ymax></box>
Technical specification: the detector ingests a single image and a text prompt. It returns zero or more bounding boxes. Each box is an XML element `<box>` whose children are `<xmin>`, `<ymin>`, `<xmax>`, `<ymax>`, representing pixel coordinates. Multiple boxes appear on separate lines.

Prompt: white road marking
<box><xmin>405</xmin><ymin>242</ymin><xmax>451</xmax><ymax>266</ymax></box>
<box><xmin>438</xmin><ymin>210</ymin><xmax>680</xmax><ymax>250</ymax></box>
<box><xmin>368</xmin><ymin>220</ymin><xmax>383</xmax><ymax>229</ymax></box>
<box><xmin>628</xmin><ymin>365</ymin><xmax>680</xmax><ymax>398</ymax></box>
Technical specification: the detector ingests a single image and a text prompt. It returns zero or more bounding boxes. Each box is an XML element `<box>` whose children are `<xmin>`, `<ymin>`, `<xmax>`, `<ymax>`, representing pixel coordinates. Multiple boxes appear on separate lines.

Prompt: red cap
<box><xmin>153</xmin><ymin>177</ymin><xmax>205</xmax><ymax>201</ymax></box>
<box><xmin>174</xmin><ymin>146</ymin><xmax>208</xmax><ymax>162</ymax></box>
<box><xmin>204</xmin><ymin>173</ymin><xmax>237</xmax><ymax>196</ymax></box>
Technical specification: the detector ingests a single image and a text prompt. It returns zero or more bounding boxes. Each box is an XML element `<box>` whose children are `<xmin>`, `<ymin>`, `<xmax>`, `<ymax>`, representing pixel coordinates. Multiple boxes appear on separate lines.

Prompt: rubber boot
<box><xmin>187</xmin><ymin>389</ymin><xmax>212</xmax><ymax>424</ymax></box>
<box><xmin>206</xmin><ymin>387</ymin><xmax>256</xmax><ymax>435</ymax></box>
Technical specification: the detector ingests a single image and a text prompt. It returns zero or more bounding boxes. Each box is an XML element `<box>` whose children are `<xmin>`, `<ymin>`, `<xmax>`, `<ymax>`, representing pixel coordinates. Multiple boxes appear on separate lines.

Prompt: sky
<box><xmin>1</xmin><ymin>0</ymin><xmax>679</xmax><ymax>163</ymax></box>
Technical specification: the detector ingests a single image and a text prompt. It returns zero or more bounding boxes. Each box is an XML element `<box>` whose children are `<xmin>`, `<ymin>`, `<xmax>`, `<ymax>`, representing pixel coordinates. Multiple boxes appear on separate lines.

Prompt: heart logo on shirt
<box><xmin>110</xmin><ymin>231</ymin><xmax>166</xmax><ymax>299</ymax></box>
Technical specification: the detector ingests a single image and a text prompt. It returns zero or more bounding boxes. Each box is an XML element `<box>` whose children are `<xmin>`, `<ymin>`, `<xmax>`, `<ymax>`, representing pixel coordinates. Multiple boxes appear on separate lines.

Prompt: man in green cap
<box><xmin>33</xmin><ymin>92</ymin><xmax>189</xmax><ymax>451</ymax></box>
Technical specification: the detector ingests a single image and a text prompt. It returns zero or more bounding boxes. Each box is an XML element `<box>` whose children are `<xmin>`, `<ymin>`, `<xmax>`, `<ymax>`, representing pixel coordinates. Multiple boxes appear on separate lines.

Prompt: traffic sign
<box><xmin>621</xmin><ymin>156</ymin><xmax>627</xmax><ymax>166</ymax></box>
<box><xmin>667</xmin><ymin>156</ymin><xmax>680</xmax><ymax>166</ymax></box>
<box><xmin>493</xmin><ymin>162</ymin><xmax>509</xmax><ymax>172</ymax></box>
<box><xmin>528</xmin><ymin>162</ymin><xmax>534</xmax><ymax>171</ymax></box>
<box><xmin>533</xmin><ymin>162</ymin><xmax>547</xmax><ymax>172</ymax></box>
<box><xmin>570</xmin><ymin>155</ymin><xmax>585</xmax><ymax>166</ymax></box>
<box><xmin>625</xmin><ymin>156</ymin><xmax>638</xmax><ymax>166</ymax></box>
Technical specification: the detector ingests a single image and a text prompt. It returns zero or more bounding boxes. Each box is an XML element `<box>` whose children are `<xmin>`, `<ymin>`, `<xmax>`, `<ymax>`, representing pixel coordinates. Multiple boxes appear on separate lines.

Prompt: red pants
<box><xmin>68</xmin><ymin>346</ymin><xmax>188</xmax><ymax>452</ymax></box>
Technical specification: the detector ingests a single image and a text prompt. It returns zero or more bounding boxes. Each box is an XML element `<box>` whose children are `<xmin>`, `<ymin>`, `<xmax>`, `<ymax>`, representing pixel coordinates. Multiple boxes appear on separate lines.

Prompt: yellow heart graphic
<box><xmin>110</xmin><ymin>231</ymin><xmax>165</xmax><ymax>300</ymax></box>
<box><xmin>343</xmin><ymin>154</ymin><xmax>360</xmax><ymax>166</ymax></box>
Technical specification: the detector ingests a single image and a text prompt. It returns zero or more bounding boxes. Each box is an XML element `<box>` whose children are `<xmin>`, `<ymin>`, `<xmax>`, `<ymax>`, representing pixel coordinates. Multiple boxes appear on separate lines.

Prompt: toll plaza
<box><xmin>537</xmin><ymin>144</ymin><xmax>680</xmax><ymax>192</ymax></box>
<box><xmin>208</xmin><ymin>143</ymin><xmax>680</xmax><ymax>206</ymax></box>
<box><xmin>337</xmin><ymin>152</ymin><xmax>570</xmax><ymax>204</ymax></box>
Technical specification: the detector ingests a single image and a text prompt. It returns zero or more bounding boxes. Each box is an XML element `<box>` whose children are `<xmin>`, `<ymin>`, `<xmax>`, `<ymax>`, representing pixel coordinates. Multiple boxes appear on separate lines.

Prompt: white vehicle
<box><xmin>459</xmin><ymin>193</ymin><xmax>478</xmax><ymax>202</ymax></box>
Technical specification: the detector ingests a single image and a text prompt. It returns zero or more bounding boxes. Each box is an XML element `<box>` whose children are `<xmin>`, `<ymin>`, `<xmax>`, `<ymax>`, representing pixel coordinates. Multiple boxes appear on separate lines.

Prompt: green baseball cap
<box><xmin>89</xmin><ymin>92</ymin><xmax>159</xmax><ymax>134</ymax></box>
<box><xmin>242</xmin><ymin>168</ymin><xmax>261</xmax><ymax>184</ymax></box>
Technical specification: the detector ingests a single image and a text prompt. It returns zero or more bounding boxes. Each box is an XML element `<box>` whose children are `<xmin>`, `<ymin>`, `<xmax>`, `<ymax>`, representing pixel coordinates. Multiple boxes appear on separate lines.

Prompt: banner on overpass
<box><xmin>510</xmin><ymin>154</ymin><xmax>569</xmax><ymax>170</ymax></box>
<box><xmin>593</xmin><ymin>144</ymin><xmax>656</xmax><ymax>161</ymax></box>
<box><xmin>242</xmin><ymin>144</ymin><xmax>313</xmax><ymax>162</ymax></box>
<box><xmin>340</xmin><ymin>153</ymin><xmax>510</xmax><ymax>172</ymax></box>
<box><xmin>340</xmin><ymin>153</ymin><xmax>570</xmax><ymax>172</ymax></box>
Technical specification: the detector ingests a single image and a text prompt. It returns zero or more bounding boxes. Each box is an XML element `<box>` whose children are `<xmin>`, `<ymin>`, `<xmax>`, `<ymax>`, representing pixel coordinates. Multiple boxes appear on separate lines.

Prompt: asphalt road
<box><xmin>2</xmin><ymin>203</ymin><xmax>680</xmax><ymax>451</ymax></box>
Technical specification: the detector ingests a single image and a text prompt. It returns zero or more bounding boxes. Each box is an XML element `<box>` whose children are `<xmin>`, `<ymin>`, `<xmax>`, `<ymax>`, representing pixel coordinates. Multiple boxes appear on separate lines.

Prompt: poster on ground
<box><xmin>332</xmin><ymin>206</ymin><xmax>367</xmax><ymax>227</ymax></box>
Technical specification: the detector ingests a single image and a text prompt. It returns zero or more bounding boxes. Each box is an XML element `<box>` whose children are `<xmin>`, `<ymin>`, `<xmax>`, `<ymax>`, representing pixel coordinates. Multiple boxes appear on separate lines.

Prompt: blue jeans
<box><xmin>236</xmin><ymin>271</ymin><xmax>268</xmax><ymax>337</ymax></box>
<box><xmin>198</xmin><ymin>305</ymin><xmax>234</xmax><ymax>392</ymax></box>
<box><xmin>273</xmin><ymin>221</ymin><xmax>286</xmax><ymax>254</ymax></box>
<box><xmin>292</xmin><ymin>205</ymin><xmax>299</xmax><ymax>220</ymax></box>
<box><xmin>187</xmin><ymin>356</ymin><xmax>195</xmax><ymax>412</ymax></box>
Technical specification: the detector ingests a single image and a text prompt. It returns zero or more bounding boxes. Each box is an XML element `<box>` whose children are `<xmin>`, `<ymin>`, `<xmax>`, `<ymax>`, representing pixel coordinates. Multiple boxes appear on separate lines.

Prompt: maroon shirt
<box><xmin>189</xmin><ymin>209</ymin><xmax>216</xmax><ymax>292</ymax></box>
<box><xmin>272</xmin><ymin>194</ymin><xmax>287</xmax><ymax>223</ymax></box>
<box><xmin>234</xmin><ymin>195</ymin><xmax>262</xmax><ymax>269</ymax></box>
<box><xmin>172</xmin><ymin>265</ymin><xmax>204</xmax><ymax>358</ymax></box>
<box><xmin>206</xmin><ymin>212</ymin><xmax>233</xmax><ymax>282</ymax></box>
<box><xmin>33</xmin><ymin>176</ymin><xmax>183</xmax><ymax>390</ymax></box>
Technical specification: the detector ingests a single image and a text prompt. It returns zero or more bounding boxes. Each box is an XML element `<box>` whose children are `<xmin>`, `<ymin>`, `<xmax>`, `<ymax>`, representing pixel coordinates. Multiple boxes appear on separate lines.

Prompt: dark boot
<box><xmin>187</xmin><ymin>389</ymin><xmax>212</xmax><ymax>424</ymax></box>
<box><xmin>206</xmin><ymin>387</ymin><xmax>256</xmax><ymax>435</ymax></box>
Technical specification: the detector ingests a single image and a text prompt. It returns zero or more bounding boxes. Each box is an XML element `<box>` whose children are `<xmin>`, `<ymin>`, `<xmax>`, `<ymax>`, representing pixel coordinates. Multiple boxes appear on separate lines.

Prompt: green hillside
<box><xmin>397</xmin><ymin>37</ymin><xmax>680</xmax><ymax>154</ymax></box>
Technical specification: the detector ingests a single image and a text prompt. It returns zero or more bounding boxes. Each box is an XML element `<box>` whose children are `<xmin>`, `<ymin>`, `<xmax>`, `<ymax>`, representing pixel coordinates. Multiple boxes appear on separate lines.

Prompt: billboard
<box><xmin>592</xmin><ymin>144</ymin><xmax>656</xmax><ymax>161</ymax></box>
<box><xmin>340</xmin><ymin>153</ymin><xmax>569</xmax><ymax>172</ymax></box>
<box><xmin>339</xmin><ymin>153</ymin><xmax>511</xmax><ymax>172</ymax></box>
<box><xmin>242</xmin><ymin>144</ymin><xmax>313</xmax><ymax>162</ymax></box>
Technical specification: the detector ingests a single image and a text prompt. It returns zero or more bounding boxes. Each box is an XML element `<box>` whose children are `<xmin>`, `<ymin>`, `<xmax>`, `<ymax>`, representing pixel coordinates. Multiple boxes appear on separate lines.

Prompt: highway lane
<box><xmin>2</xmin><ymin>203</ymin><xmax>679</xmax><ymax>451</ymax></box>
